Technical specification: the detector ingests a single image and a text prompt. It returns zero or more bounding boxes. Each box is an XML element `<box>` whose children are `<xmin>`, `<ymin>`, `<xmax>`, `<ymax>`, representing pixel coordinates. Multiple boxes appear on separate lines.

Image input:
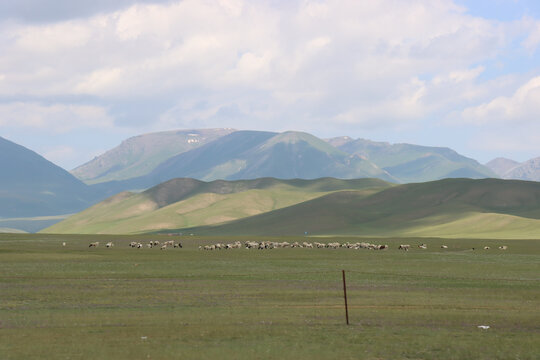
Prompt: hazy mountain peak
<box><xmin>485</xmin><ymin>157</ymin><xmax>521</xmax><ymax>177</ymax></box>
<box><xmin>0</xmin><ymin>136</ymin><xmax>98</xmax><ymax>218</ymax></box>
<box><xmin>259</xmin><ymin>131</ymin><xmax>345</xmax><ymax>156</ymax></box>
<box><xmin>503</xmin><ymin>157</ymin><xmax>540</xmax><ymax>181</ymax></box>
<box><xmin>71</xmin><ymin>128</ymin><xmax>236</xmax><ymax>183</ymax></box>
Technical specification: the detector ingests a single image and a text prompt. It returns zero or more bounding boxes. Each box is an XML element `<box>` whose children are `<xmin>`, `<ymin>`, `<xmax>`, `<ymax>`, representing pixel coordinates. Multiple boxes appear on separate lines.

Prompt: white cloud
<box><xmin>14</xmin><ymin>21</ymin><xmax>93</xmax><ymax>52</ymax></box>
<box><xmin>458</xmin><ymin>76</ymin><xmax>540</xmax><ymax>124</ymax></box>
<box><xmin>0</xmin><ymin>103</ymin><xmax>114</xmax><ymax>133</ymax></box>
<box><xmin>0</xmin><ymin>0</ymin><xmax>514</xmax><ymax>104</ymax></box>
<box><xmin>523</xmin><ymin>20</ymin><xmax>540</xmax><ymax>52</ymax></box>
<box><xmin>0</xmin><ymin>0</ymin><xmax>537</xmax><ymax>164</ymax></box>
<box><xmin>432</xmin><ymin>66</ymin><xmax>485</xmax><ymax>85</ymax></box>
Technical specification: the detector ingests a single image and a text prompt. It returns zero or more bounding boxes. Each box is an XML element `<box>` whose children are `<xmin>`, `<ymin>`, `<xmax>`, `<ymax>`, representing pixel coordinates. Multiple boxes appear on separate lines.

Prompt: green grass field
<box><xmin>1</xmin><ymin>233</ymin><xmax>539</xmax><ymax>359</ymax></box>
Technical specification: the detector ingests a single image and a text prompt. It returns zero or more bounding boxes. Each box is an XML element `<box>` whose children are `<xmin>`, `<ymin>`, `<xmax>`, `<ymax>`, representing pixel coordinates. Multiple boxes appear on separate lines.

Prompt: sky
<box><xmin>0</xmin><ymin>0</ymin><xmax>539</xmax><ymax>170</ymax></box>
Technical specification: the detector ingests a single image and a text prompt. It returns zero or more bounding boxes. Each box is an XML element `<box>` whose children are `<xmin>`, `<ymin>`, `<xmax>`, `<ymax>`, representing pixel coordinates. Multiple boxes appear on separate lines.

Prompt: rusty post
<box><xmin>342</xmin><ymin>270</ymin><xmax>349</xmax><ymax>325</ymax></box>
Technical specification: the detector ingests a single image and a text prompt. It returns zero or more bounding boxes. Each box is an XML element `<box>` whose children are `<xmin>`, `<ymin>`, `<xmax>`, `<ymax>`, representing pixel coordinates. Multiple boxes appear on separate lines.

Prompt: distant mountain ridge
<box><xmin>486</xmin><ymin>157</ymin><xmax>540</xmax><ymax>182</ymax></box>
<box><xmin>78</xmin><ymin>130</ymin><xmax>495</xmax><ymax>195</ymax></box>
<box><xmin>327</xmin><ymin>137</ymin><xmax>495</xmax><ymax>182</ymax></box>
<box><xmin>485</xmin><ymin>158</ymin><xmax>521</xmax><ymax>177</ymax></box>
<box><xmin>90</xmin><ymin>130</ymin><xmax>397</xmax><ymax>195</ymax></box>
<box><xmin>72</xmin><ymin>128</ymin><xmax>235</xmax><ymax>184</ymax></box>
<box><xmin>0</xmin><ymin>136</ymin><xmax>100</xmax><ymax>218</ymax></box>
<box><xmin>504</xmin><ymin>157</ymin><xmax>540</xmax><ymax>181</ymax></box>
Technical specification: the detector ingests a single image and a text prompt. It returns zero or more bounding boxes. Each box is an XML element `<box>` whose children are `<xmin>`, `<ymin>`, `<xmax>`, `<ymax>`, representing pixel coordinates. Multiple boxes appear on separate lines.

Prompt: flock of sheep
<box><xmin>398</xmin><ymin>244</ymin><xmax>508</xmax><ymax>251</ymax></box>
<box><xmin>200</xmin><ymin>240</ymin><xmax>390</xmax><ymax>250</ymax></box>
<box><xmin>129</xmin><ymin>240</ymin><xmax>183</xmax><ymax>249</ymax></box>
<box><xmin>200</xmin><ymin>241</ymin><xmax>509</xmax><ymax>251</ymax></box>
<box><xmin>86</xmin><ymin>240</ymin><xmax>183</xmax><ymax>250</ymax></box>
<box><xmin>83</xmin><ymin>240</ymin><xmax>508</xmax><ymax>251</ymax></box>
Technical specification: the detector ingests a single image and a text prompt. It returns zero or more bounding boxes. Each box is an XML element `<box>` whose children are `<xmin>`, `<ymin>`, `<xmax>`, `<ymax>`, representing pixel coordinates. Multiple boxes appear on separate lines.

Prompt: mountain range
<box><xmin>72</xmin><ymin>128</ymin><xmax>235</xmax><ymax>184</ymax></box>
<box><xmin>327</xmin><ymin>136</ymin><xmax>495</xmax><ymax>182</ymax></box>
<box><xmin>1</xmin><ymin>129</ymin><xmax>537</xmax><ymax>233</ymax></box>
<box><xmin>76</xmin><ymin>129</ymin><xmax>496</xmax><ymax>196</ymax></box>
<box><xmin>486</xmin><ymin>157</ymin><xmax>540</xmax><ymax>182</ymax></box>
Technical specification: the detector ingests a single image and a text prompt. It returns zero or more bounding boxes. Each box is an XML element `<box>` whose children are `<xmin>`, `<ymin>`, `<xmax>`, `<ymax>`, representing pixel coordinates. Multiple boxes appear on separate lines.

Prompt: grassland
<box><xmin>1</xmin><ymin>233</ymin><xmax>538</xmax><ymax>359</ymax></box>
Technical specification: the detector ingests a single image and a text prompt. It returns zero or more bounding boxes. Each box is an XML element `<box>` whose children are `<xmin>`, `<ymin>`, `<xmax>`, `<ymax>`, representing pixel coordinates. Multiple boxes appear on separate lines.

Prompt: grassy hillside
<box><xmin>43</xmin><ymin>177</ymin><xmax>391</xmax><ymax>234</ymax></box>
<box><xmin>181</xmin><ymin>178</ymin><xmax>540</xmax><ymax>239</ymax></box>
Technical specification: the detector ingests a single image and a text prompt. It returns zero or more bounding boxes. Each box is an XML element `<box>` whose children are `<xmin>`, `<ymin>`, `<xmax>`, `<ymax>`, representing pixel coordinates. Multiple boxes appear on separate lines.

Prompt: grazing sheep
<box><xmin>129</xmin><ymin>241</ymin><xmax>137</xmax><ymax>247</ymax></box>
<box><xmin>498</xmin><ymin>245</ymin><xmax>508</xmax><ymax>250</ymax></box>
<box><xmin>106</xmin><ymin>242</ymin><xmax>114</xmax><ymax>248</ymax></box>
<box><xmin>161</xmin><ymin>244</ymin><xmax>167</xmax><ymax>250</ymax></box>
<box><xmin>136</xmin><ymin>243</ymin><xmax>143</xmax><ymax>249</ymax></box>
<box><xmin>62</xmin><ymin>242</ymin><xmax>66</xmax><ymax>247</ymax></box>
<box><xmin>398</xmin><ymin>244</ymin><xmax>410</xmax><ymax>251</ymax></box>
<box><xmin>245</xmin><ymin>241</ymin><xmax>258</xmax><ymax>249</ymax></box>
<box><xmin>441</xmin><ymin>245</ymin><xmax>448</xmax><ymax>249</ymax></box>
<box><xmin>484</xmin><ymin>246</ymin><xmax>490</xmax><ymax>250</ymax></box>
<box><xmin>418</xmin><ymin>244</ymin><xmax>427</xmax><ymax>249</ymax></box>
<box><xmin>89</xmin><ymin>242</ymin><xmax>99</xmax><ymax>248</ymax></box>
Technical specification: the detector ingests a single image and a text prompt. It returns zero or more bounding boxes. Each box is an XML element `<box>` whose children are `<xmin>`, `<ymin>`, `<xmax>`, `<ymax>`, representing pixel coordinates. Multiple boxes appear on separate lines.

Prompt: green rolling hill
<box><xmin>178</xmin><ymin>178</ymin><xmax>540</xmax><ymax>239</ymax></box>
<box><xmin>43</xmin><ymin>177</ymin><xmax>391</xmax><ymax>234</ymax></box>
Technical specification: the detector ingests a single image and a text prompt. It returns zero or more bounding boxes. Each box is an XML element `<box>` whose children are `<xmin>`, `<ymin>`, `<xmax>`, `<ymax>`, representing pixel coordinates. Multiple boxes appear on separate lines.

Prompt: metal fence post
<box><xmin>342</xmin><ymin>270</ymin><xmax>349</xmax><ymax>325</ymax></box>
